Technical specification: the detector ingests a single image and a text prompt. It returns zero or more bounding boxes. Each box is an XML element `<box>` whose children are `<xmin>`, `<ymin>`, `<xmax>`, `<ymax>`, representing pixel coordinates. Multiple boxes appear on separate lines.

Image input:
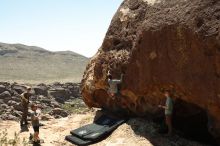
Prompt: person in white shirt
<box><xmin>107</xmin><ymin>73</ymin><xmax>124</xmax><ymax>100</ymax></box>
<box><xmin>158</xmin><ymin>90</ymin><xmax>173</xmax><ymax>136</ymax></box>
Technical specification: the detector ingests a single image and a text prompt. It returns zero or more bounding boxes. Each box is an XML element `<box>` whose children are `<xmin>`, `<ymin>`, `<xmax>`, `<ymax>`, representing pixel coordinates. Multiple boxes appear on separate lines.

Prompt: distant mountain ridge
<box><xmin>0</xmin><ymin>42</ymin><xmax>86</xmax><ymax>57</ymax></box>
<box><xmin>0</xmin><ymin>42</ymin><xmax>89</xmax><ymax>83</ymax></box>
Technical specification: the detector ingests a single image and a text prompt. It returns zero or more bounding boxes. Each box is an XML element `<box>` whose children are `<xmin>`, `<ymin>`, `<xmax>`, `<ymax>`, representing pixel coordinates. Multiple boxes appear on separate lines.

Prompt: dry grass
<box><xmin>0</xmin><ymin>129</ymin><xmax>28</xmax><ymax>146</ymax></box>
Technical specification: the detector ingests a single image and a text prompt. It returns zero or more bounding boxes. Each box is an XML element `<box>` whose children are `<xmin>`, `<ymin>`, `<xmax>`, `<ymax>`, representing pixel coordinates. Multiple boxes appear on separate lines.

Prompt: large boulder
<box><xmin>81</xmin><ymin>0</ymin><xmax>220</xmax><ymax>143</ymax></box>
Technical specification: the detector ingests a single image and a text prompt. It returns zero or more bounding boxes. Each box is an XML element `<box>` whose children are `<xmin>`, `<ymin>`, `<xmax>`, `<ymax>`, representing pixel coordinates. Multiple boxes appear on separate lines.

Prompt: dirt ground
<box><xmin>0</xmin><ymin>111</ymin><xmax>153</xmax><ymax>146</ymax></box>
<box><xmin>0</xmin><ymin>110</ymin><xmax>211</xmax><ymax>146</ymax></box>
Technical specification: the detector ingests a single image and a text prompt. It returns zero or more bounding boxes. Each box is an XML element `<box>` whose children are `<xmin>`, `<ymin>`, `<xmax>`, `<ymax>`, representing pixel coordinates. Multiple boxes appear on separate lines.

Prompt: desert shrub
<box><xmin>61</xmin><ymin>100</ymin><xmax>89</xmax><ymax>114</ymax></box>
<box><xmin>0</xmin><ymin>129</ymin><xmax>28</xmax><ymax>146</ymax></box>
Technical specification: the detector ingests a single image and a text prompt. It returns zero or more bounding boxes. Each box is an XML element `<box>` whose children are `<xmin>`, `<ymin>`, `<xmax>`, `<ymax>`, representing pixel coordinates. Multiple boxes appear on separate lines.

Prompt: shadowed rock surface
<box><xmin>81</xmin><ymin>0</ymin><xmax>220</xmax><ymax>143</ymax></box>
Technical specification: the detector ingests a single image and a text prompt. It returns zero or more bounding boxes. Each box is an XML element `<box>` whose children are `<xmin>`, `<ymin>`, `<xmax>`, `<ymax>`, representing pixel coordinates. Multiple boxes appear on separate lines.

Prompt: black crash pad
<box><xmin>70</xmin><ymin>115</ymin><xmax>125</xmax><ymax>140</ymax></box>
<box><xmin>65</xmin><ymin>135</ymin><xmax>93</xmax><ymax>146</ymax></box>
<box><xmin>65</xmin><ymin>114</ymin><xmax>126</xmax><ymax>145</ymax></box>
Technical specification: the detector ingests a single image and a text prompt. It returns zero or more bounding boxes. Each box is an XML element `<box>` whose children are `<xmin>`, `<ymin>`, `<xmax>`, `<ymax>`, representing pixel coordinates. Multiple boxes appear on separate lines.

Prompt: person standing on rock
<box><xmin>158</xmin><ymin>90</ymin><xmax>173</xmax><ymax>136</ymax></box>
<box><xmin>20</xmin><ymin>87</ymin><xmax>32</xmax><ymax>126</ymax></box>
<box><xmin>107</xmin><ymin>72</ymin><xmax>124</xmax><ymax>100</ymax></box>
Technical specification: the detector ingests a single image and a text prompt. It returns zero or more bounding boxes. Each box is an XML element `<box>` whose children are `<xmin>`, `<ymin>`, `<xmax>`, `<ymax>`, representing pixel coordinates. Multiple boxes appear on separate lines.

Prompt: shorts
<box><xmin>33</xmin><ymin>126</ymin><xmax>39</xmax><ymax>132</ymax></box>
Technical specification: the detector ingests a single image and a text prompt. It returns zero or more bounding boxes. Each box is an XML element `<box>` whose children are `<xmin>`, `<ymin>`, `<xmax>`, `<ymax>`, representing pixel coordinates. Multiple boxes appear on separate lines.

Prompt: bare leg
<box><xmin>36</xmin><ymin>132</ymin><xmax>39</xmax><ymax>140</ymax></box>
<box><xmin>34</xmin><ymin>132</ymin><xmax>39</xmax><ymax>142</ymax></box>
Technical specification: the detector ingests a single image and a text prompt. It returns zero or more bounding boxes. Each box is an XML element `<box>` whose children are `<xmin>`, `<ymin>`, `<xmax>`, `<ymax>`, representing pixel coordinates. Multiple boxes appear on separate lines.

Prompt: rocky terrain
<box><xmin>82</xmin><ymin>0</ymin><xmax>220</xmax><ymax>144</ymax></box>
<box><xmin>0</xmin><ymin>110</ymin><xmax>214</xmax><ymax>146</ymax></box>
<box><xmin>0</xmin><ymin>42</ymin><xmax>88</xmax><ymax>83</ymax></box>
<box><xmin>0</xmin><ymin>82</ymin><xmax>89</xmax><ymax>121</ymax></box>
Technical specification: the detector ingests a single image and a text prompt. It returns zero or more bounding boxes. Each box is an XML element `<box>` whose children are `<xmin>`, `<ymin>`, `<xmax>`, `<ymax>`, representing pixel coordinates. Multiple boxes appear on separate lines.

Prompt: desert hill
<box><xmin>0</xmin><ymin>42</ymin><xmax>89</xmax><ymax>83</ymax></box>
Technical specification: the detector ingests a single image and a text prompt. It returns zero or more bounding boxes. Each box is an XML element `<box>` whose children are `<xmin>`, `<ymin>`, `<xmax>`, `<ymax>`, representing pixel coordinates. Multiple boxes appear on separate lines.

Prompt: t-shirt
<box><xmin>108</xmin><ymin>79</ymin><xmax>122</xmax><ymax>94</ymax></box>
<box><xmin>30</xmin><ymin>110</ymin><xmax>40</xmax><ymax>127</ymax></box>
<box><xmin>165</xmin><ymin>97</ymin><xmax>173</xmax><ymax>115</ymax></box>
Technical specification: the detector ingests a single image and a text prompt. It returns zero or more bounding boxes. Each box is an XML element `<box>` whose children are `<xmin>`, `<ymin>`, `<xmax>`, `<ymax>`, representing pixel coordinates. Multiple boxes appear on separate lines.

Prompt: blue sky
<box><xmin>0</xmin><ymin>0</ymin><xmax>123</xmax><ymax>57</ymax></box>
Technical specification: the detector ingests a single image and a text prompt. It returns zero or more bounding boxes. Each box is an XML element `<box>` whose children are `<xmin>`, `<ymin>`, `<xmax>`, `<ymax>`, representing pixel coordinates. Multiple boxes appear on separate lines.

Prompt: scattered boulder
<box><xmin>33</xmin><ymin>86</ymin><xmax>48</xmax><ymax>96</ymax></box>
<box><xmin>49</xmin><ymin>88</ymin><xmax>70</xmax><ymax>98</ymax></box>
<box><xmin>41</xmin><ymin>114</ymin><xmax>53</xmax><ymax>121</ymax></box>
<box><xmin>40</xmin><ymin>98</ymin><xmax>51</xmax><ymax>105</ymax></box>
<box><xmin>4</xmin><ymin>114</ymin><xmax>18</xmax><ymax>120</ymax></box>
<box><xmin>0</xmin><ymin>82</ymin><xmax>10</xmax><ymax>87</ymax></box>
<box><xmin>1</xmin><ymin>103</ymin><xmax>9</xmax><ymax>109</ymax></box>
<box><xmin>51</xmin><ymin>101</ymin><xmax>61</xmax><ymax>108</ymax></box>
<box><xmin>64</xmin><ymin>83</ymin><xmax>81</xmax><ymax>97</ymax></box>
<box><xmin>0</xmin><ymin>85</ymin><xmax>7</xmax><ymax>94</ymax></box>
<box><xmin>49</xmin><ymin>88</ymin><xmax>70</xmax><ymax>102</ymax></box>
<box><xmin>3</xmin><ymin>97</ymin><xmax>12</xmax><ymax>104</ymax></box>
<box><xmin>7</xmin><ymin>100</ymin><xmax>18</xmax><ymax>106</ymax></box>
<box><xmin>0</xmin><ymin>91</ymin><xmax>12</xmax><ymax>104</ymax></box>
<box><xmin>50</xmin><ymin>82</ymin><xmax>62</xmax><ymax>88</ymax></box>
<box><xmin>49</xmin><ymin>108</ymin><xmax>68</xmax><ymax>118</ymax></box>
<box><xmin>0</xmin><ymin>91</ymin><xmax>11</xmax><ymax>99</ymax></box>
<box><xmin>54</xmin><ymin>115</ymin><xmax>62</xmax><ymax>119</ymax></box>
<box><xmin>11</xmin><ymin>96</ymin><xmax>21</xmax><ymax>103</ymax></box>
<box><xmin>13</xmin><ymin>103</ymin><xmax>23</xmax><ymax>111</ymax></box>
<box><xmin>12</xmin><ymin>84</ymin><xmax>26</xmax><ymax>94</ymax></box>
<box><xmin>12</xmin><ymin>110</ymin><xmax>22</xmax><ymax>117</ymax></box>
<box><xmin>0</xmin><ymin>99</ymin><xmax>4</xmax><ymax>104</ymax></box>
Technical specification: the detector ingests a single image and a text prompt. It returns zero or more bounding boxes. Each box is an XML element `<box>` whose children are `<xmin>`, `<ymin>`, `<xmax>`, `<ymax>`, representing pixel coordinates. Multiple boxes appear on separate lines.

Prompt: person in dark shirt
<box><xmin>20</xmin><ymin>87</ymin><xmax>32</xmax><ymax>126</ymax></box>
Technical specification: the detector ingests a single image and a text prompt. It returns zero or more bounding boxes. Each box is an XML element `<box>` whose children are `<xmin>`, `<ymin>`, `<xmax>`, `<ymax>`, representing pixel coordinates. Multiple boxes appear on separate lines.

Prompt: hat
<box><xmin>27</xmin><ymin>86</ymin><xmax>31</xmax><ymax>90</ymax></box>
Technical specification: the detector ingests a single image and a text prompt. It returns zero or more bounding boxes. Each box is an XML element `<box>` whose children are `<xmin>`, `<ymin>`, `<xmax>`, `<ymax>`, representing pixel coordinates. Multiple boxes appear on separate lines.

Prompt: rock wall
<box><xmin>81</xmin><ymin>0</ymin><xmax>220</xmax><ymax>142</ymax></box>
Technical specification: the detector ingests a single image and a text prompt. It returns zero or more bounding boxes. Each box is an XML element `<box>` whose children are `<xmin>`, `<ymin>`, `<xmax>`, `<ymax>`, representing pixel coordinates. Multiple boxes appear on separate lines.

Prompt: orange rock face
<box><xmin>82</xmin><ymin>0</ymin><xmax>220</xmax><ymax>142</ymax></box>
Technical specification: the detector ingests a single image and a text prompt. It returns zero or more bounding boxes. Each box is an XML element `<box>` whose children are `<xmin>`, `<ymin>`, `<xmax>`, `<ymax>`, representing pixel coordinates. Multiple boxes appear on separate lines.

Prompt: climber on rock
<box><xmin>158</xmin><ymin>90</ymin><xmax>173</xmax><ymax>136</ymax></box>
<box><xmin>107</xmin><ymin>71</ymin><xmax>124</xmax><ymax>100</ymax></box>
